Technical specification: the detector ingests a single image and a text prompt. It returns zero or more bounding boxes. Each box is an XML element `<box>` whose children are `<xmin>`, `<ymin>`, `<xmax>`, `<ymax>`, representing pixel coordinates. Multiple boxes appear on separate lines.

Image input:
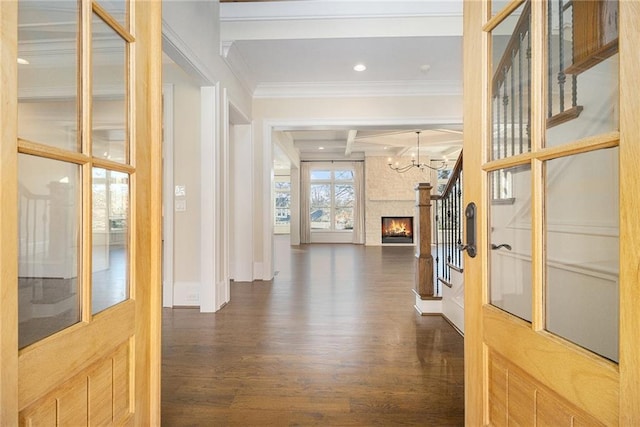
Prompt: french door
<box><xmin>0</xmin><ymin>0</ymin><xmax>161</xmax><ymax>424</ymax></box>
<box><xmin>464</xmin><ymin>0</ymin><xmax>640</xmax><ymax>424</ymax></box>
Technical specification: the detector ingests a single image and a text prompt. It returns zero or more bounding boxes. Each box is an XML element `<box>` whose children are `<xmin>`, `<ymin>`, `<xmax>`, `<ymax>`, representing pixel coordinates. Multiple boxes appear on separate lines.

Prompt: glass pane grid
<box><xmin>310</xmin><ymin>167</ymin><xmax>355</xmax><ymax>232</ymax></box>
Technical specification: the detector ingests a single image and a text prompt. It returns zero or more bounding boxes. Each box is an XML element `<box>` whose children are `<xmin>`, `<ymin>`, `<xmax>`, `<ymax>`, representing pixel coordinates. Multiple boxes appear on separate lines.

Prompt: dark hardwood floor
<box><xmin>162</xmin><ymin>236</ymin><xmax>464</xmax><ymax>426</ymax></box>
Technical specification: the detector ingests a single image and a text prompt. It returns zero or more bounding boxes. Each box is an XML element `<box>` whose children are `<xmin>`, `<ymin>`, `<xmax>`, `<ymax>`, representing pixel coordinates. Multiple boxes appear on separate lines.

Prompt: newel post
<box><xmin>415</xmin><ymin>183</ymin><xmax>434</xmax><ymax>298</ymax></box>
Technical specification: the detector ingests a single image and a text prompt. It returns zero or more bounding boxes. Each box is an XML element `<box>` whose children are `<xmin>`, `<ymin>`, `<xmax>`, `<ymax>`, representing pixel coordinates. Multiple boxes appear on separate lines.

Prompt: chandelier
<box><xmin>387</xmin><ymin>131</ymin><xmax>446</xmax><ymax>173</ymax></box>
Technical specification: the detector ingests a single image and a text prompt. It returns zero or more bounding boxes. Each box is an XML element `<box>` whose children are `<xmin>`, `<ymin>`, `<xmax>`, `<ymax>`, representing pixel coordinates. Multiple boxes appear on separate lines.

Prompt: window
<box><xmin>274</xmin><ymin>176</ymin><xmax>291</xmax><ymax>227</ymax></box>
<box><xmin>310</xmin><ymin>167</ymin><xmax>354</xmax><ymax>231</ymax></box>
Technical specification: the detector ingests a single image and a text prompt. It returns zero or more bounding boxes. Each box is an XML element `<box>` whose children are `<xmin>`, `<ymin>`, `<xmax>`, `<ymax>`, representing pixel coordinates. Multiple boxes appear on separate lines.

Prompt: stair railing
<box><xmin>431</xmin><ymin>151</ymin><xmax>463</xmax><ymax>291</ymax></box>
<box><xmin>492</xmin><ymin>0</ymin><xmax>581</xmax><ymax>164</ymax></box>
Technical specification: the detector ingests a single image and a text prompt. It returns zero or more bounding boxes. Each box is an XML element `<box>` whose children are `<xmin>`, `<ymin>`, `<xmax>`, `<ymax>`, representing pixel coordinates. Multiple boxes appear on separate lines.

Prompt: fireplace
<box><xmin>381</xmin><ymin>216</ymin><xmax>414</xmax><ymax>244</ymax></box>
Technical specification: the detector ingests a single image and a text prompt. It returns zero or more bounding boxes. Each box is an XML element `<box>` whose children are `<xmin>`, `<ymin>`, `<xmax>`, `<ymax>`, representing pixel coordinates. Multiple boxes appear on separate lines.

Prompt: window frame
<box><xmin>309</xmin><ymin>164</ymin><xmax>355</xmax><ymax>233</ymax></box>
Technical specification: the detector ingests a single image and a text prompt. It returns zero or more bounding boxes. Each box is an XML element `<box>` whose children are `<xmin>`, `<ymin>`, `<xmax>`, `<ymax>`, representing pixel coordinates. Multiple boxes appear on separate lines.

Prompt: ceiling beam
<box><xmin>345</xmin><ymin>130</ymin><xmax>357</xmax><ymax>156</ymax></box>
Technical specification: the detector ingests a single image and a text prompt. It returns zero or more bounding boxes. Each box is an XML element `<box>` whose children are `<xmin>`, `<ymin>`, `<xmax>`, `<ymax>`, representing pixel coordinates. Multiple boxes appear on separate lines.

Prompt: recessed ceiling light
<box><xmin>419</xmin><ymin>64</ymin><xmax>431</xmax><ymax>73</ymax></box>
<box><xmin>17</xmin><ymin>58</ymin><xmax>29</xmax><ymax>65</ymax></box>
<box><xmin>353</xmin><ymin>64</ymin><xmax>366</xmax><ymax>72</ymax></box>
<box><xmin>318</xmin><ymin>146</ymin><xmax>325</xmax><ymax>150</ymax></box>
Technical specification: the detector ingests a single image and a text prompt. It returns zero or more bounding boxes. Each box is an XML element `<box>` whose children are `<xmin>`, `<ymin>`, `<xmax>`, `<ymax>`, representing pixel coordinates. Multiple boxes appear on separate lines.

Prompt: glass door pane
<box><xmin>18</xmin><ymin>0</ymin><xmax>79</xmax><ymax>152</ymax></box>
<box><xmin>92</xmin><ymin>168</ymin><xmax>129</xmax><ymax>314</ymax></box>
<box><xmin>545</xmin><ymin>0</ymin><xmax>619</xmax><ymax>147</ymax></box>
<box><xmin>489</xmin><ymin>165</ymin><xmax>532</xmax><ymax>322</ymax></box>
<box><xmin>18</xmin><ymin>154</ymin><xmax>81</xmax><ymax>348</ymax></box>
<box><xmin>92</xmin><ymin>13</ymin><xmax>128</xmax><ymax>163</ymax></box>
<box><xmin>545</xmin><ymin>148</ymin><xmax>619</xmax><ymax>362</ymax></box>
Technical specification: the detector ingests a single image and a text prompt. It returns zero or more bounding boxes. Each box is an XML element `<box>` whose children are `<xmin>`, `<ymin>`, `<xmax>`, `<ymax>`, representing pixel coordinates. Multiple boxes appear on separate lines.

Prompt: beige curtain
<box><xmin>352</xmin><ymin>161</ymin><xmax>365</xmax><ymax>244</ymax></box>
<box><xmin>300</xmin><ymin>162</ymin><xmax>311</xmax><ymax>243</ymax></box>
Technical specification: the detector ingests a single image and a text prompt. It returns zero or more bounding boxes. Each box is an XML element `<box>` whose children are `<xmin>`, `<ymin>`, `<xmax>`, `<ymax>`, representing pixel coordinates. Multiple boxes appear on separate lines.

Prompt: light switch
<box><xmin>175</xmin><ymin>199</ymin><xmax>186</xmax><ymax>212</ymax></box>
<box><xmin>175</xmin><ymin>185</ymin><xmax>186</xmax><ymax>197</ymax></box>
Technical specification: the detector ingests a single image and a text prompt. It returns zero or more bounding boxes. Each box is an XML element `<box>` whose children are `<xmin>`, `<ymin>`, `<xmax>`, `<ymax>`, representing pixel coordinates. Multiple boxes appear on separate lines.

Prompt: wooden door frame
<box><xmin>0</xmin><ymin>0</ymin><xmax>20</xmax><ymax>423</ymax></box>
<box><xmin>463</xmin><ymin>0</ymin><xmax>640</xmax><ymax>424</ymax></box>
<box><xmin>462</xmin><ymin>0</ymin><xmax>487</xmax><ymax>425</ymax></box>
<box><xmin>0</xmin><ymin>0</ymin><xmax>162</xmax><ymax>423</ymax></box>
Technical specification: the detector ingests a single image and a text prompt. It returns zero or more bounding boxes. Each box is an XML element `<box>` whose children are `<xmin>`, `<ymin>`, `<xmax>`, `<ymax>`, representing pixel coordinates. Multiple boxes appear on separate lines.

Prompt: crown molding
<box><xmin>161</xmin><ymin>19</ymin><xmax>216</xmax><ymax>86</ymax></box>
<box><xmin>220</xmin><ymin>1</ymin><xmax>462</xmax><ymax>22</ymax></box>
<box><xmin>253</xmin><ymin>80</ymin><xmax>462</xmax><ymax>99</ymax></box>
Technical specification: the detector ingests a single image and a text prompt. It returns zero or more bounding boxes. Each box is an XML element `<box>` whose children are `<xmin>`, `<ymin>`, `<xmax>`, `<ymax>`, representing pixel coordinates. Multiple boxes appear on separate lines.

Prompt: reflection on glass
<box><xmin>310</xmin><ymin>183</ymin><xmax>331</xmax><ymax>230</ymax></box>
<box><xmin>546</xmin><ymin>0</ymin><xmax>619</xmax><ymax>147</ymax></box>
<box><xmin>18</xmin><ymin>154</ymin><xmax>81</xmax><ymax>348</ymax></box>
<box><xmin>545</xmin><ymin>148</ymin><xmax>619</xmax><ymax>362</ymax></box>
<box><xmin>97</xmin><ymin>0</ymin><xmax>127</xmax><ymax>30</ymax></box>
<box><xmin>93</xmin><ymin>14</ymin><xmax>127</xmax><ymax>163</ymax></box>
<box><xmin>491</xmin><ymin>1</ymin><xmax>531</xmax><ymax>160</ymax></box>
<box><xmin>92</xmin><ymin>168</ymin><xmax>129</xmax><ymax>314</ymax></box>
<box><xmin>492</xmin><ymin>0</ymin><xmax>512</xmax><ymax>17</ymax></box>
<box><xmin>18</xmin><ymin>1</ymin><xmax>79</xmax><ymax>151</ymax></box>
<box><xmin>489</xmin><ymin>165</ymin><xmax>532</xmax><ymax>322</ymax></box>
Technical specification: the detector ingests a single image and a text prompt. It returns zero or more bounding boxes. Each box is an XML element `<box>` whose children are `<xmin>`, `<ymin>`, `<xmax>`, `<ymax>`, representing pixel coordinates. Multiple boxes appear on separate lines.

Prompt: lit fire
<box><xmin>383</xmin><ymin>219</ymin><xmax>412</xmax><ymax>237</ymax></box>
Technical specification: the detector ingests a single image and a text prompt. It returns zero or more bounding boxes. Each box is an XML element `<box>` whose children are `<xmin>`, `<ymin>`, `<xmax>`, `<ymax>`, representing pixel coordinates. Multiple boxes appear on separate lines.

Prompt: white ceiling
<box><xmin>220</xmin><ymin>0</ymin><xmax>465</xmax><ymax>169</ymax></box>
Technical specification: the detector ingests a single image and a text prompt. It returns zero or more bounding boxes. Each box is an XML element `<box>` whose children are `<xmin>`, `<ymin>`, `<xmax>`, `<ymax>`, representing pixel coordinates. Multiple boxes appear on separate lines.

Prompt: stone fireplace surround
<box><xmin>365</xmin><ymin>156</ymin><xmax>428</xmax><ymax>246</ymax></box>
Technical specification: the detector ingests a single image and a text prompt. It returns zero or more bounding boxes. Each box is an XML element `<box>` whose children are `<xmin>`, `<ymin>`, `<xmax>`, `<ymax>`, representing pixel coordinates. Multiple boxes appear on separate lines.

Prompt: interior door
<box><xmin>0</xmin><ymin>0</ymin><xmax>161</xmax><ymax>424</ymax></box>
<box><xmin>463</xmin><ymin>0</ymin><xmax>640</xmax><ymax>425</ymax></box>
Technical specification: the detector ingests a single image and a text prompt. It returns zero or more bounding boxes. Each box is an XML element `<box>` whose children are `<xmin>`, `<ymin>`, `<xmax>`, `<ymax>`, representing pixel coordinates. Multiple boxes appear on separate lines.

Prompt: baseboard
<box><xmin>173</xmin><ymin>281</ymin><xmax>200</xmax><ymax>307</ymax></box>
<box><xmin>414</xmin><ymin>292</ymin><xmax>443</xmax><ymax>314</ymax></box>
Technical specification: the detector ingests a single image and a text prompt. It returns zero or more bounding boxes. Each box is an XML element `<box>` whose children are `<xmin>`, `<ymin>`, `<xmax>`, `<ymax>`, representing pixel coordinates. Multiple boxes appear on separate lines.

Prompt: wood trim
<box><xmin>565</xmin><ymin>39</ymin><xmax>618</xmax><ymax>74</ymax></box>
<box><xmin>131</xmin><ymin>0</ymin><xmax>163</xmax><ymax>422</ymax></box>
<box><xmin>618</xmin><ymin>1</ymin><xmax>640</xmax><ymax>423</ymax></box>
<box><xmin>483</xmin><ymin>0</ymin><xmax>526</xmax><ymax>33</ymax></box>
<box><xmin>93</xmin><ymin>2</ymin><xmax>135</xmax><ymax>43</ymax></box>
<box><xmin>483</xmin><ymin>305</ymin><xmax>619</xmax><ymax>425</ymax></box>
<box><xmin>481</xmin><ymin>132</ymin><xmax>619</xmax><ymax>173</ymax></box>
<box><xmin>81</xmin><ymin>0</ymin><xmax>94</xmax><ymax>325</ymax></box>
<box><xmin>529</xmin><ymin>0</ymin><xmax>545</xmax><ymax>333</ymax></box>
<box><xmin>462</xmin><ymin>0</ymin><xmax>487</xmax><ymax>424</ymax></box>
<box><xmin>546</xmin><ymin>105</ymin><xmax>584</xmax><ymax>129</ymax></box>
<box><xmin>91</xmin><ymin>157</ymin><xmax>136</xmax><ymax>174</ymax></box>
<box><xmin>482</xmin><ymin>151</ymin><xmax>533</xmax><ymax>172</ymax></box>
<box><xmin>536</xmin><ymin>131</ymin><xmax>619</xmax><ymax>161</ymax></box>
<box><xmin>0</xmin><ymin>1</ymin><xmax>19</xmax><ymax>423</ymax></box>
<box><xmin>18</xmin><ymin>301</ymin><xmax>135</xmax><ymax>410</ymax></box>
<box><xmin>18</xmin><ymin>139</ymin><xmax>91</xmax><ymax>165</ymax></box>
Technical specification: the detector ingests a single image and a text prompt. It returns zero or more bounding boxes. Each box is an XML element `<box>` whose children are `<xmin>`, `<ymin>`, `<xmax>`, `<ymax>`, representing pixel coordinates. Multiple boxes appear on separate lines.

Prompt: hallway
<box><xmin>161</xmin><ymin>238</ymin><xmax>464</xmax><ymax>425</ymax></box>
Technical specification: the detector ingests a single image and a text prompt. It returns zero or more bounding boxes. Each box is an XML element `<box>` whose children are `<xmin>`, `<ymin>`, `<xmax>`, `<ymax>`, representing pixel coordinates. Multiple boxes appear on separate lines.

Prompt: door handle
<box><xmin>491</xmin><ymin>243</ymin><xmax>512</xmax><ymax>251</ymax></box>
<box><xmin>457</xmin><ymin>202</ymin><xmax>477</xmax><ymax>258</ymax></box>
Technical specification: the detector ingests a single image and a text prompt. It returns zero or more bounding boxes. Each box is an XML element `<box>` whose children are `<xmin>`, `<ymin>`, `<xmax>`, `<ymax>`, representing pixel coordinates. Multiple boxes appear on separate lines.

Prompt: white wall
<box><xmin>230</xmin><ymin>124</ymin><xmax>254</xmax><ymax>282</ymax></box>
<box><xmin>163</xmin><ymin>62</ymin><xmax>202</xmax><ymax>306</ymax></box>
<box><xmin>162</xmin><ymin>1</ymin><xmax>253</xmax><ymax>310</ymax></box>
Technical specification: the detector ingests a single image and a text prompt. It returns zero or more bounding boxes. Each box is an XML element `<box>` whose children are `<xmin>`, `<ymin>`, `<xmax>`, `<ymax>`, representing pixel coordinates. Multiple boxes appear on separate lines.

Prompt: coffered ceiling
<box><xmin>220</xmin><ymin>1</ymin><xmax>465</xmax><ymax>168</ymax></box>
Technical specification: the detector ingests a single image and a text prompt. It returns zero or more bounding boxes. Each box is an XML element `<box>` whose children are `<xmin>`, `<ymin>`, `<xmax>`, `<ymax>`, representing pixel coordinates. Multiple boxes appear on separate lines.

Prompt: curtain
<box><xmin>300</xmin><ymin>162</ymin><xmax>311</xmax><ymax>243</ymax></box>
<box><xmin>352</xmin><ymin>161</ymin><xmax>365</xmax><ymax>244</ymax></box>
